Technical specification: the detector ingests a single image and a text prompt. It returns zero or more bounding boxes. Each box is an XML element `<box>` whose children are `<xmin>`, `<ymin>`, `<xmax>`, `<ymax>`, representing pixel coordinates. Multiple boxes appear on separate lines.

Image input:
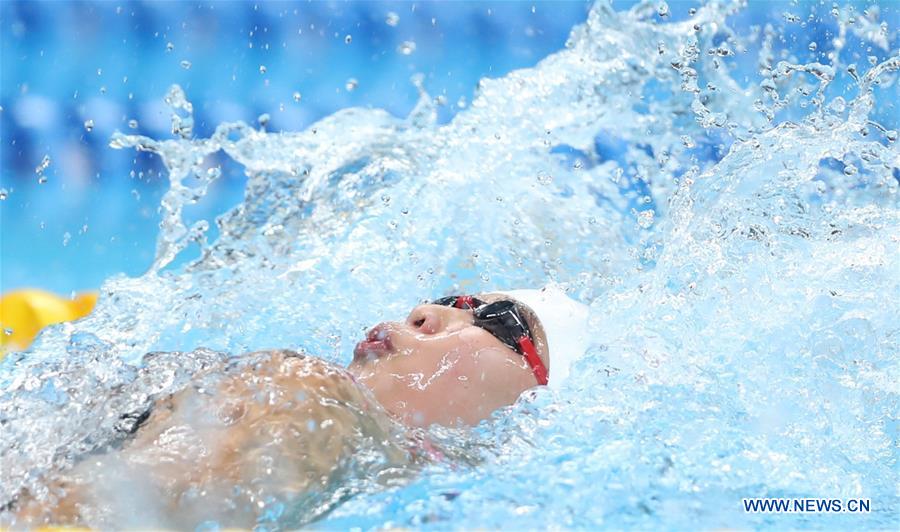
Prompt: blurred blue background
<box><xmin>1</xmin><ymin>1</ymin><xmax>592</xmax><ymax>294</ymax></box>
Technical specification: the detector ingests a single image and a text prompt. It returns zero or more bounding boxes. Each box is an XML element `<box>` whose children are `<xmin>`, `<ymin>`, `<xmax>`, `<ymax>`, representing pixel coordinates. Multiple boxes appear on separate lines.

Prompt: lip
<box><xmin>353</xmin><ymin>323</ymin><xmax>394</xmax><ymax>361</ymax></box>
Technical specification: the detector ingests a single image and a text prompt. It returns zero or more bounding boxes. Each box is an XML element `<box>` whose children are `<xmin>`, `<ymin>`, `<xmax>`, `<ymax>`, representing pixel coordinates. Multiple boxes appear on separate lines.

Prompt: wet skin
<box><xmin>8</xmin><ymin>294</ymin><xmax>548</xmax><ymax>527</ymax></box>
<box><xmin>347</xmin><ymin>293</ymin><xmax>549</xmax><ymax>427</ymax></box>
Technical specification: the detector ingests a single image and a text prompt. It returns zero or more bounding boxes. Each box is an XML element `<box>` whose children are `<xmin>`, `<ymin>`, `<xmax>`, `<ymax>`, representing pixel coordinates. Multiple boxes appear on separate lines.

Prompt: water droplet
<box><xmin>480</xmin><ymin>271</ymin><xmax>491</xmax><ymax>282</ymax></box>
<box><xmin>83</xmin><ymin>119</ymin><xmax>94</xmax><ymax>132</ymax></box>
<box><xmin>385</xmin><ymin>12</ymin><xmax>399</xmax><ymax>26</ymax></box>
<box><xmin>657</xmin><ymin>2</ymin><xmax>669</xmax><ymax>18</ymax></box>
<box><xmin>400</xmin><ymin>207</ymin><xmax>410</xmax><ymax>215</ymax></box>
<box><xmin>180</xmin><ymin>60</ymin><xmax>192</xmax><ymax>70</ymax></box>
<box><xmin>588</xmin><ymin>216</ymin><xmax>597</xmax><ymax>225</ymax></box>
<box><xmin>456</xmin><ymin>96</ymin><xmax>467</xmax><ymax>109</ymax></box>
<box><xmin>688</xmin><ymin>7</ymin><xmax>697</xmax><ymax>15</ymax></box>
<box><xmin>345</xmin><ymin>78</ymin><xmax>358</xmax><ymax>91</ymax></box>
<box><xmin>885</xmin><ymin>130</ymin><xmax>898</xmax><ymax>142</ymax></box>
<box><xmin>398</xmin><ymin>41</ymin><xmax>416</xmax><ymax>55</ymax></box>
<box><xmin>344</xmin><ymin>34</ymin><xmax>352</xmax><ymax>44</ymax></box>
<box><xmin>292</xmin><ymin>91</ymin><xmax>302</xmax><ymax>102</ymax></box>
<box><xmin>381</xmin><ymin>194</ymin><xmax>391</xmax><ymax>205</ymax></box>
<box><xmin>257</xmin><ymin>113</ymin><xmax>270</xmax><ymax>127</ymax></box>
<box><xmin>96</xmin><ymin>68</ymin><xmax>102</xmax><ymax>76</ymax></box>
<box><xmin>573</xmin><ymin>160</ymin><xmax>583</xmax><ymax>169</ymax></box>
<box><xmin>537</xmin><ymin>172</ymin><xmax>553</xmax><ymax>185</ymax></box>
<box><xmin>868</xmin><ymin>55</ymin><xmax>878</xmax><ymax>66</ymax></box>
<box><xmin>35</xmin><ymin>154</ymin><xmax>51</xmax><ymax>175</ymax></box>
<box><xmin>637</xmin><ymin>209</ymin><xmax>655</xmax><ymax>229</ymax></box>
<box><xmin>166</xmin><ymin>42</ymin><xmax>175</xmax><ymax>52</ymax></box>
<box><xmin>62</xmin><ymin>231</ymin><xmax>71</xmax><ymax>246</ymax></box>
<box><xmin>259</xmin><ymin>65</ymin><xmax>267</xmax><ymax>74</ymax></box>
<box><xmin>0</xmin><ymin>189</ymin><xmax>8</xmax><ymax>200</ymax></box>
<box><xmin>808</xmin><ymin>42</ymin><xmax>818</xmax><ymax>52</ymax></box>
<box><xmin>681</xmin><ymin>135</ymin><xmax>696</xmax><ymax>148</ymax></box>
<box><xmin>128</xmin><ymin>119</ymin><xmax>138</xmax><ymax>129</ymax></box>
<box><xmin>827</xmin><ymin>97</ymin><xmax>846</xmax><ymax>114</ymax></box>
<box><xmin>207</xmin><ymin>167</ymin><xmax>221</xmax><ymax>179</ymax></box>
<box><xmin>842</xmin><ymin>164</ymin><xmax>858</xmax><ymax>176</ymax></box>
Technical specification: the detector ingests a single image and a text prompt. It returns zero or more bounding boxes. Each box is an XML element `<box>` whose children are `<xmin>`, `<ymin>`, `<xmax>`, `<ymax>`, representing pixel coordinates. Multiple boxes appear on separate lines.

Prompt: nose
<box><xmin>406</xmin><ymin>304</ymin><xmax>471</xmax><ymax>335</ymax></box>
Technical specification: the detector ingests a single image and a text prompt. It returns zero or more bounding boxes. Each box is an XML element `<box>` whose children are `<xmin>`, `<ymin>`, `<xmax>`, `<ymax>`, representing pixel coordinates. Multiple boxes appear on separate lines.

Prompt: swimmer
<box><xmin>6</xmin><ymin>285</ymin><xmax>589</xmax><ymax>529</ymax></box>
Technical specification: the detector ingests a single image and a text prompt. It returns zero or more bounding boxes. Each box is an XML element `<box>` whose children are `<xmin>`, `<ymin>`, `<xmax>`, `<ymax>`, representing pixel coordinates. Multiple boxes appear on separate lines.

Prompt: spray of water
<box><xmin>2</xmin><ymin>1</ymin><xmax>898</xmax><ymax>528</ymax></box>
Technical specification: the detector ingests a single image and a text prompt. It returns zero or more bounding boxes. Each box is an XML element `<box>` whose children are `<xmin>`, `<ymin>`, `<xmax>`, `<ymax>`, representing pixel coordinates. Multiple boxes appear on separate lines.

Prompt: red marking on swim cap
<box><xmin>518</xmin><ymin>335</ymin><xmax>548</xmax><ymax>386</ymax></box>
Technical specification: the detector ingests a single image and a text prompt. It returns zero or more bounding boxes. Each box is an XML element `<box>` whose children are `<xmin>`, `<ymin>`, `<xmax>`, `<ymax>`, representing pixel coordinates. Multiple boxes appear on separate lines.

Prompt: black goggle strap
<box><xmin>473</xmin><ymin>301</ymin><xmax>549</xmax><ymax>386</ymax></box>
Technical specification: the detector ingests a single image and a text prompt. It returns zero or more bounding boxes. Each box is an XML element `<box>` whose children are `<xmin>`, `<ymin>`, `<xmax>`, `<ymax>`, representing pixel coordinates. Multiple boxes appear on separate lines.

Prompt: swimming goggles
<box><xmin>430</xmin><ymin>295</ymin><xmax>548</xmax><ymax>385</ymax></box>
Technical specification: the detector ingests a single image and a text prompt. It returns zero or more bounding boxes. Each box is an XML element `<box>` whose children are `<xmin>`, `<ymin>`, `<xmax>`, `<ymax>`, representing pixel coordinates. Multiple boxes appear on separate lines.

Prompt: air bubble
<box><xmin>398</xmin><ymin>41</ymin><xmax>416</xmax><ymax>55</ymax></box>
<box><xmin>180</xmin><ymin>60</ymin><xmax>192</xmax><ymax>70</ymax></box>
<box><xmin>257</xmin><ymin>113</ymin><xmax>270</xmax><ymax>127</ymax></box>
<box><xmin>344</xmin><ymin>34</ymin><xmax>352</xmax><ymax>44</ymax></box>
<box><xmin>808</xmin><ymin>42</ymin><xmax>818</xmax><ymax>52</ymax></box>
<box><xmin>259</xmin><ymin>65</ymin><xmax>267</xmax><ymax>74</ymax></box>
<box><xmin>637</xmin><ymin>209</ymin><xmax>655</xmax><ymax>229</ymax></box>
<box><xmin>292</xmin><ymin>91</ymin><xmax>302</xmax><ymax>102</ymax></box>
<box><xmin>385</xmin><ymin>12</ymin><xmax>399</xmax><ymax>26</ymax></box>
<box><xmin>885</xmin><ymin>130</ymin><xmax>898</xmax><ymax>142</ymax></box>
<box><xmin>842</xmin><ymin>164</ymin><xmax>858</xmax><ymax>176</ymax></box>
<box><xmin>166</xmin><ymin>42</ymin><xmax>174</xmax><ymax>52</ymax></box>
<box><xmin>128</xmin><ymin>119</ymin><xmax>139</xmax><ymax>129</ymax></box>
<box><xmin>345</xmin><ymin>78</ymin><xmax>358</xmax><ymax>92</ymax></box>
<box><xmin>207</xmin><ymin>167</ymin><xmax>221</xmax><ymax>179</ymax></box>
<box><xmin>0</xmin><ymin>189</ymin><xmax>8</xmax><ymax>200</ymax></box>
<box><xmin>62</xmin><ymin>232</ymin><xmax>71</xmax><ymax>246</ymax></box>
<box><xmin>537</xmin><ymin>172</ymin><xmax>553</xmax><ymax>185</ymax></box>
<box><xmin>84</xmin><ymin>119</ymin><xmax>94</xmax><ymax>132</ymax></box>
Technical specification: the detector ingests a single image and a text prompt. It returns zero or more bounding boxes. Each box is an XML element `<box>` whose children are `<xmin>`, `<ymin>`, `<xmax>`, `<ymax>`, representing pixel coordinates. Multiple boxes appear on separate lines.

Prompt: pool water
<box><xmin>2</xmin><ymin>1</ymin><xmax>899</xmax><ymax>529</ymax></box>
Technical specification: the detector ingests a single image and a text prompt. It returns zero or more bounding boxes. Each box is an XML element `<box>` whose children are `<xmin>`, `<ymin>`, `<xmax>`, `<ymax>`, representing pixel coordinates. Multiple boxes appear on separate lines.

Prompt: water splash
<box><xmin>2</xmin><ymin>0</ymin><xmax>898</xmax><ymax>528</ymax></box>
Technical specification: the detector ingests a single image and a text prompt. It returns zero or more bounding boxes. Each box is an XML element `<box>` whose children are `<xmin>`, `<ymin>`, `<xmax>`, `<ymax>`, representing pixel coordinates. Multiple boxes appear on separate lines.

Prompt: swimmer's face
<box><xmin>347</xmin><ymin>295</ymin><xmax>548</xmax><ymax>427</ymax></box>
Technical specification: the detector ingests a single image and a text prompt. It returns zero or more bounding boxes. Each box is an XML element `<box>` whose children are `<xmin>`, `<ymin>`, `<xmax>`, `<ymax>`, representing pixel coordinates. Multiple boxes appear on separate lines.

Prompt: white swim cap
<box><xmin>493</xmin><ymin>284</ymin><xmax>590</xmax><ymax>388</ymax></box>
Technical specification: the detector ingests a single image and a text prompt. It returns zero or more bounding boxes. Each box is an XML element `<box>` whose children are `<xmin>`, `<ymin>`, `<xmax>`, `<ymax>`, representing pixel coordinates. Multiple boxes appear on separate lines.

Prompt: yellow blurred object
<box><xmin>0</xmin><ymin>289</ymin><xmax>98</xmax><ymax>359</ymax></box>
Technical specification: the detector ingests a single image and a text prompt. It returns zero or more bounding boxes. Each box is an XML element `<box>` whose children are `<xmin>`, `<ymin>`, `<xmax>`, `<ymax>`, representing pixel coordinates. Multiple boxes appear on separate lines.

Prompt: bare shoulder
<box><xmin>223</xmin><ymin>349</ymin><xmax>371</xmax><ymax>405</ymax></box>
